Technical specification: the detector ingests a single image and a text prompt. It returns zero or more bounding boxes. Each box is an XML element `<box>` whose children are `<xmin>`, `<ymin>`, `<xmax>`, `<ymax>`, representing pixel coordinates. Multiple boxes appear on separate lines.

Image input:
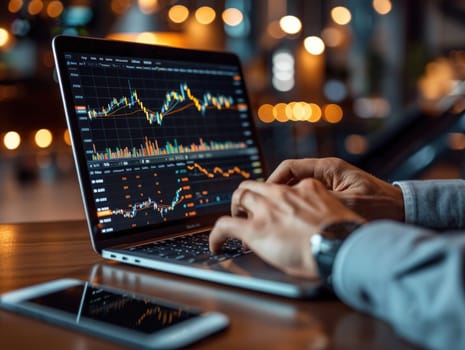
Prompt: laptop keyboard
<box><xmin>128</xmin><ymin>232</ymin><xmax>250</xmax><ymax>265</ymax></box>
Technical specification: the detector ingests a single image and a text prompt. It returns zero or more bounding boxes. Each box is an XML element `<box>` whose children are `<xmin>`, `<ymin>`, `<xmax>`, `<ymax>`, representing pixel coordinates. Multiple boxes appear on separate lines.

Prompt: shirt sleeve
<box><xmin>393</xmin><ymin>179</ymin><xmax>465</xmax><ymax>229</ymax></box>
<box><xmin>332</xmin><ymin>221</ymin><xmax>465</xmax><ymax>350</ymax></box>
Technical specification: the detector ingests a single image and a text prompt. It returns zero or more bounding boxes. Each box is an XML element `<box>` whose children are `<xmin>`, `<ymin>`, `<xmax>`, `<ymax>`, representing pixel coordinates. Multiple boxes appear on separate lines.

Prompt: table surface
<box><xmin>0</xmin><ymin>220</ymin><xmax>423</xmax><ymax>350</ymax></box>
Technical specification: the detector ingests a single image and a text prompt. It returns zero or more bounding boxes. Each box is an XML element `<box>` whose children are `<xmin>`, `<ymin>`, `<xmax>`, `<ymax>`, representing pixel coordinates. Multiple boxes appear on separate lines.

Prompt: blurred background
<box><xmin>2</xmin><ymin>0</ymin><xmax>465</xmax><ymax>223</ymax></box>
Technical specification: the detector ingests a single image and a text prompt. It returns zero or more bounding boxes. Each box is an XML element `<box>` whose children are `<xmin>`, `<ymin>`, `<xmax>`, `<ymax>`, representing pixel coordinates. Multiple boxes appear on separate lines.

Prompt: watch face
<box><xmin>312</xmin><ymin>232</ymin><xmax>344</xmax><ymax>256</ymax></box>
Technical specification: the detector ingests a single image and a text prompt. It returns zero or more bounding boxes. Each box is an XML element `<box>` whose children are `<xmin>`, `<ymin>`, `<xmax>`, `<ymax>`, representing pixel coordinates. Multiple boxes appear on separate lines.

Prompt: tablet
<box><xmin>0</xmin><ymin>278</ymin><xmax>229</xmax><ymax>349</ymax></box>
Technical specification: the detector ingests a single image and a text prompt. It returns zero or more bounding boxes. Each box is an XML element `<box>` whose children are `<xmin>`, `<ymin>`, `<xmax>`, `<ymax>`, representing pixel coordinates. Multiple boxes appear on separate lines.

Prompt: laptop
<box><xmin>52</xmin><ymin>35</ymin><xmax>322</xmax><ymax>298</ymax></box>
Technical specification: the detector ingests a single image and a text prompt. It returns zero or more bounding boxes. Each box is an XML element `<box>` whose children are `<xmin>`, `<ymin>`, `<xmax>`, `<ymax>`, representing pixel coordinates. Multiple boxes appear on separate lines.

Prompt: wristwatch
<box><xmin>311</xmin><ymin>221</ymin><xmax>363</xmax><ymax>288</ymax></box>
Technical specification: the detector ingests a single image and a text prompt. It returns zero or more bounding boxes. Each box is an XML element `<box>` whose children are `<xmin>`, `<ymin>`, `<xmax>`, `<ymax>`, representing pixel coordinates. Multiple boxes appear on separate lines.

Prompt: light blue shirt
<box><xmin>333</xmin><ymin>179</ymin><xmax>465</xmax><ymax>350</ymax></box>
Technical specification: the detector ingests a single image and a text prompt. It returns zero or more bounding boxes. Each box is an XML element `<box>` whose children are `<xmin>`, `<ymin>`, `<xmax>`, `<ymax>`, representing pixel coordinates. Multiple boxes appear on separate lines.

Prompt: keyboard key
<box><xmin>128</xmin><ymin>232</ymin><xmax>249</xmax><ymax>264</ymax></box>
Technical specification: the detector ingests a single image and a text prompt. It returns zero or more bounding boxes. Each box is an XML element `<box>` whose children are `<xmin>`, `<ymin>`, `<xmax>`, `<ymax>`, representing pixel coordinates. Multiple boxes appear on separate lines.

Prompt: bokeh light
<box><xmin>284</xmin><ymin>102</ymin><xmax>295</xmax><ymax>121</ymax></box>
<box><xmin>257</xmin><ymin>104</ymin><xmax>274</xmax><ymax>123</ymax></box>
<box><xmin>46</xmin><ymin>1</ymin><xmax>64</xmax><ymax>18</ymax></box>
<box><xmin>8</xmin><ymin>0</ymin><xmax>23</xmax><ymax>13</ymax></box>
<box><xmin>304</xmin><ymin>36</ymin><xmax>325</xmax><ymax>55</ymax></box>
<box><xmin>258</xmin><ymin>102</ymin><xmax>327</xmax><ymax>123</ymax></box>
<box><xmin>323</xmin><ymin>104</ymin><xmax>343</xmax><ymax>123</ymax></box>
<box><xmin>279</xmin><ymin>15</ymin><xmax>302</xmax><ymax>35</ymax></box>
<box><xmin>294</xmin><ymin>102</ymin><xmax>311</xmax><ymax>121</ymax></box>
<box><xmin>168</xmin><ymin>5</ymin><xmax>189</xmax><ymax>24</ymax></box>
<box><xmin>3</xmin><ymin>131</ymin><xmax>21</xmax><ymax>150</ymax></box>
<box><xmin>11</xmin><ymin>18</ymin><xmax>30</xmax><ymax>37</ymax></box>
<box><xmin>272</xmin><ymin>51</ymin><xmax>295</xmax><ymax>92</ymax></box>
<box><xmin>373</xmin><ymin>0</ymin><xmax>392</xmax><ymax>15</ymax></box>
<box><xmin>138</xmin><ymin>0</ymin><xmax>158</xmax><ymax>14</ymax></box>
<box><xmin>331</xmin><ymin>6</ymin><xmax>352</xmax><ymax>25</ymax></box>
<box><xmin>0</xmin><ymin>28</ymin><xmax>10</xmax><ymax>48</ymax></box>
<box><xmin>195</xmin><ymin>6</ymin><xmax>216</xmax><ymax>25</ymax></box>
<box><xmin>273</xmin><ymin>103</ymin><xmax>288</xmax><ymax>122</ymax></box>
<box><xmin>345</xmin><ymin>134</ymin><xmax>368</xmax><ymax>154</ymax></box>
<box><xmin>222</xmin><ymin>8</ymin><xmax>243</xmax><ymax>27</ymax></box>
<box><xmin>63</xmin><ymin>129</ymin><xmax>72</xmax><ymax>146</ymax></box>
<box><xmin>308</xmin><ymin>103</ymin><xmax>322</xmax><ymax>122</ymax></box>
<box><xmin>28</xmin><ymin>0</ymin><xmax>43</xmax><ymax>16</ymax></box>
<box><xmin>324</xmin><ymin>80</ymin><xmax>347</xmax><ymax>102</ymax></box>
<box><xmin>34</xmin><ymin>129</ymin><xmax>53</xmax><ymax>149</ymax></box>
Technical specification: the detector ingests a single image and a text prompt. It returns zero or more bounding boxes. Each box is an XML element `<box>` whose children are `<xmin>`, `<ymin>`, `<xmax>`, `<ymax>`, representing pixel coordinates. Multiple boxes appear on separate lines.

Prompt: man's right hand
<box><xmin>267</xmin><ymin>157</ymin><xmax>405</xmax><ymax>222</ymax></box>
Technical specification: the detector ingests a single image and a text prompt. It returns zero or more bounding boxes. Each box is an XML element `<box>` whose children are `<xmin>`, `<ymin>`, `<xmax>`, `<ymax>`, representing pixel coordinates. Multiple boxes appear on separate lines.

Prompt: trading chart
<box><xmin>64</xmin><ymin>52</ymin><xmax>263</xmax><ymax>233</ymax></box>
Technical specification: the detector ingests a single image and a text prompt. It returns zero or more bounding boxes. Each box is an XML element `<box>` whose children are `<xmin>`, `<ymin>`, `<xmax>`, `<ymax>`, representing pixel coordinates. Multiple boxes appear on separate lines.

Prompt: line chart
<box><xmin>186</xmin><ymin>162</ymin><xmax>251</xmax><ymax>179</ymax></box>
<box><xmin>100</xmin><ymin>187</ymin><xmax>183</xmax><ymax>219</ymax></box>
<box><xmin>86</xmin><ymin>81</ymin><xmax>236</xmax><ymax>126</ymax></box>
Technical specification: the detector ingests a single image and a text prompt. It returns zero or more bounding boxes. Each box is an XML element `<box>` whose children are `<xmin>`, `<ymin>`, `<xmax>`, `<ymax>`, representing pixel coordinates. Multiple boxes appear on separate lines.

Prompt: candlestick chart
<box><xmin>80</xmin><ymin>80</ymin><xmax>248</xmax><ymax>162</ymax></box>
<box><xmin>86</xmin><ymin>81</ymin><xmax>236</xmax><ymax>125</ymax></box>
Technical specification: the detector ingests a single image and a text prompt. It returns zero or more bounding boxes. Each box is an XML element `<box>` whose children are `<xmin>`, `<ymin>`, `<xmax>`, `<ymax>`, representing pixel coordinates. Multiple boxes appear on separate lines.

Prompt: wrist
<box><xmin>391</xmin><ymin>182</ymin><xmax>406</xmax><ymax>222</ymax></box>
<box><xmin>311</xmin><ymin>220</ymin><xmax>364</xmax><ymax>288</ymax></box>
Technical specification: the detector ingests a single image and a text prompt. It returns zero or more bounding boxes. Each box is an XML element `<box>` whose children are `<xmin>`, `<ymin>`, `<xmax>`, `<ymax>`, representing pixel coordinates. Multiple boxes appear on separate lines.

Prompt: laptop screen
<box><xmin>54</xmin><ymin>37</ymin><xmax>265</xmax><ymax>240</ymax></box>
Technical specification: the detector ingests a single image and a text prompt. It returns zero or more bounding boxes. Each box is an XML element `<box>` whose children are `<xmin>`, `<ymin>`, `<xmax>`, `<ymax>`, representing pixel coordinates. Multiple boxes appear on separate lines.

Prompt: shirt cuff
<box><xmin>393</xmin><ymin>179</ymin><xmax>465</xmax><ymax>229</ymax></box>
<box><xmin>392</xmin><ymin>181</ymin><xmax>415</xmax><ymax>225</ymax></box>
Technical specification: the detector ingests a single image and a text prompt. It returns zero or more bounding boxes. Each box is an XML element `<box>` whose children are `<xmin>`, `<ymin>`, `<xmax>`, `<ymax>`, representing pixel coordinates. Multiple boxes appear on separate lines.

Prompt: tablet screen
<box><xmin>26</xmin><ymin>283</ymin><xmax>198</xmax><ymax>334</ymax></box>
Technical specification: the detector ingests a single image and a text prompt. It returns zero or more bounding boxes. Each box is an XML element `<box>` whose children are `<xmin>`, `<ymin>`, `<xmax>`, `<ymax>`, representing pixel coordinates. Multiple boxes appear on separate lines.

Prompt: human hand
<box><xmin>267</xmin><ymin>157</ymin><xmax>404</xmax><ymax>222</ymax></box>
<box><xmin>209</xmin><ymin>178</ymin><xmax>365</xmax><ymax>279</ymax></box>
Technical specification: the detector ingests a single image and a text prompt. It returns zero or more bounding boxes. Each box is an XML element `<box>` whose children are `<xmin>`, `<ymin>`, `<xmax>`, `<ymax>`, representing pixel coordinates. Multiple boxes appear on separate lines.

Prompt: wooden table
<box><xmin>0</xmin><ymin>220</ymin><xmax>422</xmax><ymax>350</ymax></box>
